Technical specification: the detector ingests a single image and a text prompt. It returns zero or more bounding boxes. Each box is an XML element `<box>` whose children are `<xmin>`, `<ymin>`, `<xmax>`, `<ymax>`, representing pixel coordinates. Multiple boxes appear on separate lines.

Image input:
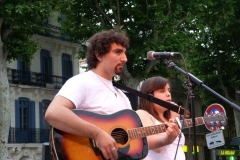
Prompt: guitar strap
<box><xmin>113</xmin><ymin>82</ymin><xmax>185</xmax><ymax>115</ymax></box>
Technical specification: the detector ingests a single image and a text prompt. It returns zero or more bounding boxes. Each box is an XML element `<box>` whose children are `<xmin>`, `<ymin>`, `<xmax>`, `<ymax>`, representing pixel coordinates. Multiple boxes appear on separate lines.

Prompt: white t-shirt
<box><xmin>143</xmin><ymin>118</ymin><xmax>186</xmax><ymax>160</ymax></box>
<box><xmin>56</xmin><ymin>70</ymin><xmax>132</xmax><ymax>114</ymax></box>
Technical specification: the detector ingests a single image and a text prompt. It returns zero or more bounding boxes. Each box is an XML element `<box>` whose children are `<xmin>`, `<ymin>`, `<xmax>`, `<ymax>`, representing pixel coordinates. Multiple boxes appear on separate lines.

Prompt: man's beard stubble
<box><xmin>114</xmin><ymin>64</ymin><xmax>124</xmax><ymax>75</ymax></box>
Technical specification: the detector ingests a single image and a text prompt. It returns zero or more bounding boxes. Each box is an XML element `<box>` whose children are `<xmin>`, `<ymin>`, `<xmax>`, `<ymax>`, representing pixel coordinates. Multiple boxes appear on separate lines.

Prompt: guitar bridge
<box><xmin>89</xmin><ymin>139</ymin><xmax>101</xmax><ymax>156</ymax></box>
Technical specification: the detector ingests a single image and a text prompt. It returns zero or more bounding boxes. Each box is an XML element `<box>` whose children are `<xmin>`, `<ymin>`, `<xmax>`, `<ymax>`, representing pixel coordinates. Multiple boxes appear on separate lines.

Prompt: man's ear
<box><xmin>95</xmin><ymin>52</ymin><xmax>103</xmax><ymax>61</ymax></box>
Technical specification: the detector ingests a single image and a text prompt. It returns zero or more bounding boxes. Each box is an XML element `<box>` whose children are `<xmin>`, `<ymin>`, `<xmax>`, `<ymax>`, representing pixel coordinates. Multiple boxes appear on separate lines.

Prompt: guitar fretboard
<box><xmin>181</xmin><ymin>117</ymin><xmax>204</xmax><ymax>129</ymax></box>
<box><xmin>127</xmin><ymin>117</ymin><xmax>205</xmax><ymax>140</ymax></box>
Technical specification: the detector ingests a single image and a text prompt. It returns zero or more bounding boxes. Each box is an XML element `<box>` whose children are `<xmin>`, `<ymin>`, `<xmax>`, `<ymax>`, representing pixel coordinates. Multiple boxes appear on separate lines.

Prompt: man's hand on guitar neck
<box><xmin>94</xmin><ymin>129</ymin><xmax>118</xmax><ymax>160</ymax></box>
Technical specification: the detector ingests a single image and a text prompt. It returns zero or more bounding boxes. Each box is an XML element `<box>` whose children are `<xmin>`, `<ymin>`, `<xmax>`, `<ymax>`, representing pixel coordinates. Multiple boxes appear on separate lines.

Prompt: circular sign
<box><xmin>204</xmin><ymin>103</ymin><xmax>227</xmax><ymax>131</ymax></box>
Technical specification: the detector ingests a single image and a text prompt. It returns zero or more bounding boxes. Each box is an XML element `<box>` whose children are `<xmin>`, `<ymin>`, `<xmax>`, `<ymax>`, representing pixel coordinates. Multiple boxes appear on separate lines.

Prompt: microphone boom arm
<box><xmin>164</xmin><ymin>59</ymin><xmax>240</xmax><ymax>112</ymax></box>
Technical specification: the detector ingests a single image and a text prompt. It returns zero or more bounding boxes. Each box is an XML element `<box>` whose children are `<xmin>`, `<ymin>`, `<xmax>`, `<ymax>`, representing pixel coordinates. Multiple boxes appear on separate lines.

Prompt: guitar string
<box><xmin>111</xmin><ymin>116</ymin><xmax>223</xmax><ymax>139</ymax></box>
<box><xmin>111</xmin><ymin>125</ymin><xmax>168</xmax><ymax>139</ymax></box>
<box><xmin>111</xmin><ymin>119</ymin><xmax>194</xmax><ymax>138</ymax></box>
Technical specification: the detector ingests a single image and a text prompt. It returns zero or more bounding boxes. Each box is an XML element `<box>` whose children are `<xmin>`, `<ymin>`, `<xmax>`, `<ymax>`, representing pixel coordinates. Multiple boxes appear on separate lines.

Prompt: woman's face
<box><xmin>153</xmin><ymin>83</ymin><xmax>171</xmax><ymax>110</ymax></box>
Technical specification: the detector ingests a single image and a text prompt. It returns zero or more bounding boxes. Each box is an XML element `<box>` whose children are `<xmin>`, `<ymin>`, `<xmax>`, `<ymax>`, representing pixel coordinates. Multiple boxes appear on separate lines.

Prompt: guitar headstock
<box><xmin>204</xmin><ymin>112</ymin><xmax>228</xmax><ymax>127</ymax></box>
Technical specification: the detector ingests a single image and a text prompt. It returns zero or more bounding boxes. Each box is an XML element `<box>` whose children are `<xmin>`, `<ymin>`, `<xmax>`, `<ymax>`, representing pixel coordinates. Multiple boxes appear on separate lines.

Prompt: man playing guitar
<box><xmin>45</xmin><ymin>29</ymin><xmax>180</xmax><ymax>160</ymax></box>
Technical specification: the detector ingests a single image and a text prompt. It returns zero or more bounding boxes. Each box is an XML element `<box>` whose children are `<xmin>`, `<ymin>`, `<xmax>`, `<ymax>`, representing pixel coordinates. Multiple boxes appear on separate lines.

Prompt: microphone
<box><xmin>147</xmin><ymin>51</ymin><xmax>180</xmax><ymax>60</ymax></box>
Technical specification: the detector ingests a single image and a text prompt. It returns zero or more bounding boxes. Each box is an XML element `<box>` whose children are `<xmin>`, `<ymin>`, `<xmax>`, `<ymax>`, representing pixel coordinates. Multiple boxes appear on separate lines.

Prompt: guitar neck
<box><xmin>181</xmin><ymin>117</ymin><xmax>205</xmax><ymax>129</ymax></box>
<box><xmin>127</xmin><ymin>117</ymin><xmax>205</xmax><ymax>140</ymax></box>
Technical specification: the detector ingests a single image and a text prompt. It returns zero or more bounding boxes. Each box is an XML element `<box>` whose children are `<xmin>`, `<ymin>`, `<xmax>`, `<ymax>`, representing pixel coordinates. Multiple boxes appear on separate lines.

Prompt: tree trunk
<box><xmin>0</xmin><ymin>33</ymin><xmax>11</xmax><ymax>159</ymax></box>
<box><xmin>233</xmin><ymin>109</ymin><xmax>240</xmax><ymax>136</ymax></box>
<box><xmin>121</xmin><ymin>65</ymin><xmax>142</xmax><ymax>89</ymax></box>
<box><xmin>233</xmin><ymin>96</ymin><xmax>240</xmax><ymax>136</ymax></box>
<box><xmin>219</xmin><ymin>72</ymin><xmax>240</xmax><ymax>137</ymax></box>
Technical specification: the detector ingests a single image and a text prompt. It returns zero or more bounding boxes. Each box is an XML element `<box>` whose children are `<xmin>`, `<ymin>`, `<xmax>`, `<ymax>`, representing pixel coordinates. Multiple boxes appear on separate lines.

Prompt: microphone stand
<box><xmin>163</xmin><ymin>59</ymin><xmax>240</xmax><ymax>160</ymax></box>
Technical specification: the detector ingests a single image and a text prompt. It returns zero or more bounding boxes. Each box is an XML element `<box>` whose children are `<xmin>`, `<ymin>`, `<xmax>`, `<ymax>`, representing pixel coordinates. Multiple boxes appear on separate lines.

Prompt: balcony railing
<box><xmin>7</xmin><ymin>69</ymin><xmax>70</xmax><ymax>89</ymax></box>
<box><xmin>8</xmin><ymin>128</ymin><xmax>51</xmax><ymax>143</ymax></box>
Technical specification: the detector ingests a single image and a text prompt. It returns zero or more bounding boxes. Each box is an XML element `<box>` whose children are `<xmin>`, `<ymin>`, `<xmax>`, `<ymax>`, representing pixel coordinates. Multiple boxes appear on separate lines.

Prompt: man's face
<box><xmin>101</xmin><ymin>43</ymin><xmax>128</xmax><ymax>77</ymax></box>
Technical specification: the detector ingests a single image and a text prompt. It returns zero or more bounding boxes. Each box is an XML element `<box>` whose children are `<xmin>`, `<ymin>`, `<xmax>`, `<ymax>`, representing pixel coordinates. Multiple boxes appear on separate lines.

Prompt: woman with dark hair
<box><xmin>136</xmin><ymin>76</ymin><xmax>186</xmax><ymax>160</ymax></box>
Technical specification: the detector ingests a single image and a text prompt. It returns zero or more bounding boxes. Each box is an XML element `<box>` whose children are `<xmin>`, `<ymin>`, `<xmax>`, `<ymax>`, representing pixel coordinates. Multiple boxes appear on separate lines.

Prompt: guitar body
<box><xmin>50</xmin><ymin>109</ymin><xmax>148</xmax><ymax>160</ymax></box>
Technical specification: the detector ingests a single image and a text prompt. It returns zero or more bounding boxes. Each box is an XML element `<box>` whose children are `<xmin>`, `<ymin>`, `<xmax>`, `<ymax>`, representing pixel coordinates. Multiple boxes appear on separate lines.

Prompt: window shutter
<box><xmin>29</xmin><ymin>101</ymin><xmax>35</xmax><ymax>128</ymax></box>
<box><xmin>15</xmin><ymin>99</ymin><xmax>20</xmax><ymax>128</ymax></box>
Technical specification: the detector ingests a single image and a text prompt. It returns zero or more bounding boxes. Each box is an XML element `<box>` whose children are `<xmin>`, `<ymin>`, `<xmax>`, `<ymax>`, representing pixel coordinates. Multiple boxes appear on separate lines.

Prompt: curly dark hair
<box><xmin>138</xmin><ymin>76</ymin><xmax>171</xmax><ymax>122</ymax></box>
<box><xmin>86</xmin><ymin>29</ymin><xmax>129</xmax><ymax>69</ymax></box>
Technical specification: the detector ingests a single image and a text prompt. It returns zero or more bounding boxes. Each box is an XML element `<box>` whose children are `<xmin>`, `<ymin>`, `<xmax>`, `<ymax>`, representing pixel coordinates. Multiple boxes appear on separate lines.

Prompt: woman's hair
<box><xmin>138</xmin><ymin>76</ymin><xmax>171</xmax><ymax>122</ymax></box>
<box><xmin>86</xmin><ymin>29</ymin><xmax>129</xmax><ymax>69</ymax></box>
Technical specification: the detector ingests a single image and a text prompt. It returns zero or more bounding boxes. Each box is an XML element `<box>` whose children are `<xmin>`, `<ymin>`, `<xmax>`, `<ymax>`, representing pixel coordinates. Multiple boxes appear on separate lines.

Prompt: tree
<box><xmin>0</xmin><ymin>1</ymin><xmax>59</xmax><ymax>158</ymax></box>
<box><xmin>58</xmin><ymin>0</ymin><xmax>196</xmax><ymax>88</ymax></box>
<box><xmin>185</xmin><ymin>0</ymin><xmax>240</xmax><ymax>135</ymax></box>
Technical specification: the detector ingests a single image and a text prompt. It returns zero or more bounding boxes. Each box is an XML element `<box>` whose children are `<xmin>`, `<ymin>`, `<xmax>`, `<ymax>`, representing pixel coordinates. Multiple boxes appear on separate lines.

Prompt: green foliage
<box><xmin>58</xmin><ymin>0</ymin><xmax>240</xmax><ymax>108</ymax></box>
<box><xmin>186</xmin><ymin>0</ymin><xmax>240</xmax><ymax>105</ymax></box>
<box><xmin>58</xmin><ymin>0</ymin><xmax>196</xmax><ymax>79</ymax></box>
<box><xmin>6</xmin><ymin>32</ymin><xmax>39</xmax><ymax>64</ymax></box>
<box><xmin>0</xmin><ymin>0</ymin><xmax>60</xmax><ymax>65</ymax></box>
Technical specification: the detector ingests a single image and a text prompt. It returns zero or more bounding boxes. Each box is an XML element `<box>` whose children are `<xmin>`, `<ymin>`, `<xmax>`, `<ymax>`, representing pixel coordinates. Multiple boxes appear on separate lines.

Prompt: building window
<box><xmin>15</xmin><ymin>98</ymin><xmax>35</xmax><ymax>142</ymax></box>
<box><xmin>15</xmin><ymin>98</ymin><xmax>35</xmax><ymax>129</ymax></box>
<box><xmin>19</xmin><ymin>100</ymin><xmax>29</xmax><ymax>131</ymax></box>
<box><xmin>16</xmin><ymin>58</ymin><xmax>30</xmax><ymax>84</ymax></box>
<box><xmin>39</xmin><ymin>100</ymin><xmax>51</xmax><ymax>143</ymax></box>
<box><xmin>40</xmin><ymin>49</ymin><xmax>53</xmax><ymax>84</ymax></box>
<box><xmin>62</xmin><ymin>53</ymin><xmax>73</xmax><ymax>84</ymax></box>
<box><xmin>39</xmin><ymin>100</ymin><xmax>51</xmax><ymax>129</ymax></box>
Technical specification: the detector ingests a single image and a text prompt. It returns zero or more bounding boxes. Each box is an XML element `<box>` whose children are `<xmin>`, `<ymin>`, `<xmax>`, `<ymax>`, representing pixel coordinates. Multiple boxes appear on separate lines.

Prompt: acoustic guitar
<box><xmin>50</xmin><ymin>109</ymin><xmax>227</xmax><ymax>160</ymax></box>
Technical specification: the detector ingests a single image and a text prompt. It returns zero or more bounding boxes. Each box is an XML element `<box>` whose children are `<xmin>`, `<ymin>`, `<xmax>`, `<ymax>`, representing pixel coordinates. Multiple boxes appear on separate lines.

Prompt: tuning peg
<box><xmin>207</xmin><ymin>113</ymin><xmax>213</xmax><ymax>118</ymax></box>
<box><xmin>221</xmin><ymin>121</ymin><xmax>227</xmax><ymax>126</ymax></box>
<box><xmin>215</xmin><ymin>121</ymin><xmax>220</xmax><ymax>126</ymax></box>
<box><xmin>209</xmin><ymin>122</ymin><xmax>215</xmax><ymax>126</ymax></box>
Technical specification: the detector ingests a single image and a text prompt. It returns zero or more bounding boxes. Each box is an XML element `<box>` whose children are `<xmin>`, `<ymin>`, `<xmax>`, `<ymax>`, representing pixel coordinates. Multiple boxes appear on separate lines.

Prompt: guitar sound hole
<box><xmin>111</xmin><ymin>128</ymin><xmax>128</xmax><ymax>145</ymax></box>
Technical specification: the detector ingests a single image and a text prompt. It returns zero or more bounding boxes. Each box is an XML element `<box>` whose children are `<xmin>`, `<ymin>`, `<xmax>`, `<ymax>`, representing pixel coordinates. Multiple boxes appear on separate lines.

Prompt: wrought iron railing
<box><xmin>7</xmin><ymin>68</ymin><xmax>70</xmax><ymax>89</ymax></box>
<box><xmin>8</xmin><ymin>127</ymin><xmax>51</xmax><ymax>143</ymax></box>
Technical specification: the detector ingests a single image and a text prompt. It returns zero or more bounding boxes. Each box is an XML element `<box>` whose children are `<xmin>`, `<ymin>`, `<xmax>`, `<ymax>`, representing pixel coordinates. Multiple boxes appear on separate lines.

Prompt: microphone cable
<box><xmin>173</xmin><ymin>114</ymin><xmax>186</xmax><ymax>160</ymax></box>
<box><xmin>172</xmin><ymin>54</ymin><xmax>191</xmax><ymax>160</ymax></box>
